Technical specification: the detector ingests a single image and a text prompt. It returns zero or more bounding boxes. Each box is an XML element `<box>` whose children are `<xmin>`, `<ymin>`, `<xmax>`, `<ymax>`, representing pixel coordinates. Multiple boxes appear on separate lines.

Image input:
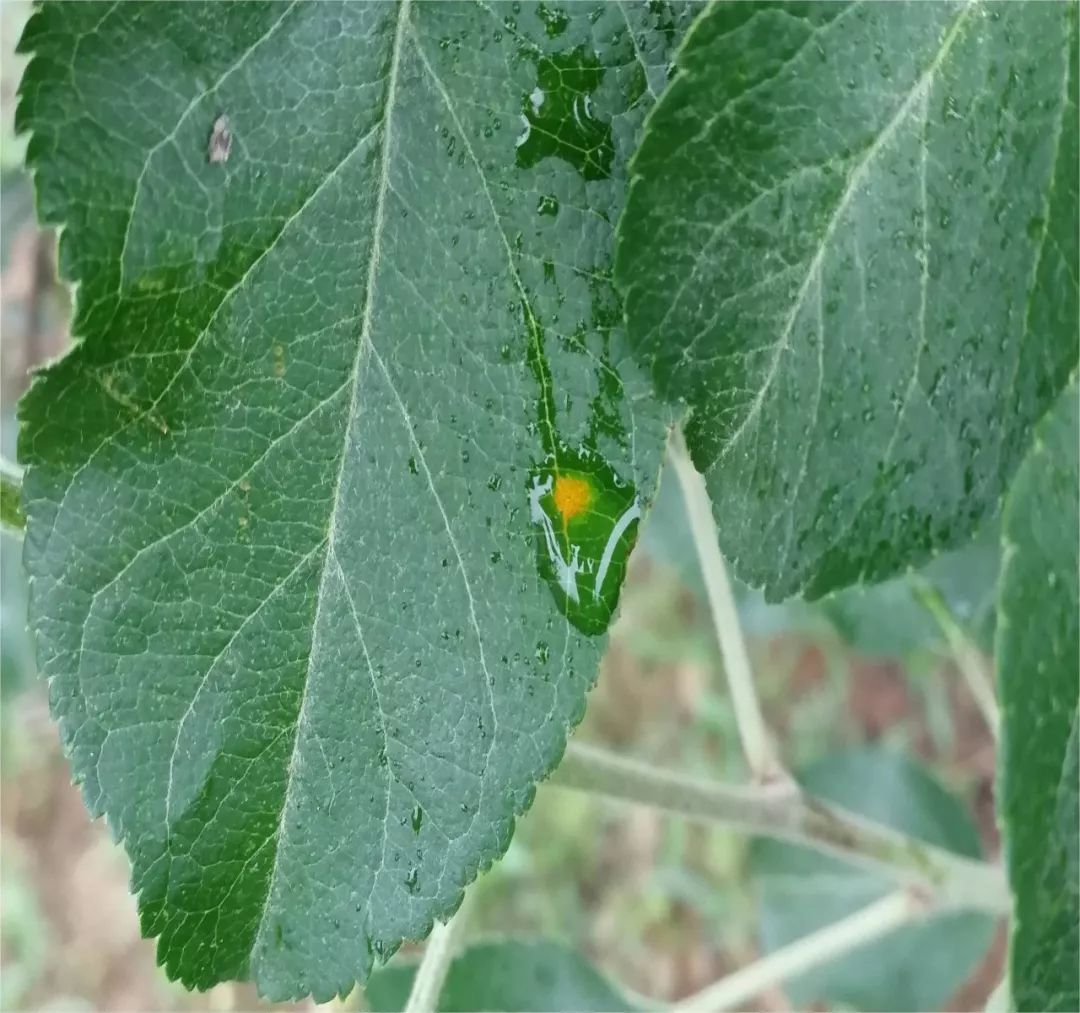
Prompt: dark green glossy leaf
<box><xmin>365</xmin><ymin>939</ymin><xmax>641</xmax><ymax>1012</ymax></box>
<box><xmin>617</xmin><ymin>1</ymin><xmax>1078</xmax><ymax>599</ymax></box>
<box><xmin>997</xmin><ymin>383</ymin><xmax>1079</xmax><ymax>1012</ymax></box>
<box><xmin>15</xmin><ymin>1</ymin><xmax>697</xmax><ymax>998</ymax></box>
<box><xmin>750</xmin><ymin>748</ymin><xmax>994</xmax><ymax>1012</ymax></box>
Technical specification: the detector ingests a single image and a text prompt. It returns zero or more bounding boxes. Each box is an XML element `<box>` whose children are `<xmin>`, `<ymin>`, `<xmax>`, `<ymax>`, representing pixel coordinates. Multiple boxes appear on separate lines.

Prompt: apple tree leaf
<box><xmin>997</xmin><ymin>383</ymin><xmax>1079</xmax><ymax>1012</ymax></box>
<box><xmin>15</xmin><ymin>0</ymin><xmax>697</xmax><ymax>998</ymax></box>
<box><xmin>616</xmin><ymin>0</ymin><xmax>1078</xmax><ymax>599</ymax></box>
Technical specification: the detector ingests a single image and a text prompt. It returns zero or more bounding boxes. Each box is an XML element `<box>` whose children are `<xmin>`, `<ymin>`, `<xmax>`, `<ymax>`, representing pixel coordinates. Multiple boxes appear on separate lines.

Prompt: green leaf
<box><xmin>997</xmin><ymin>383</ymin><xmax>1079</xmax><ymax>1012</ymax></box>
<box><xmin>750</xmin><ymin>748</ymin><xmax>994</xmax><ymax>1012</ymax></box>
<box><xmin>365</xmin><ymin>939</ymin><xmax>641</xmax><ymax>1012</ymax></box>
<box><xmin>616</xmin><ymin>1</ymin><xmax>1079</xmax><ymax>599</ymax></box>
<box><xmin>15</xmin><ymin>1</ymin><xmax>697</xmax><ymax>998</ymax></box>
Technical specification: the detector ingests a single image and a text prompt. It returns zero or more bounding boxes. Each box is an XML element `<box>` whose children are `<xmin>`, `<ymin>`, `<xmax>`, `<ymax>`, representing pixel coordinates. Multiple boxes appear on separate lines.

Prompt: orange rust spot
<box><xmin>553</xmin><ymin>474</ymin><xmax>592</xmax><ymax>524</ymax></box>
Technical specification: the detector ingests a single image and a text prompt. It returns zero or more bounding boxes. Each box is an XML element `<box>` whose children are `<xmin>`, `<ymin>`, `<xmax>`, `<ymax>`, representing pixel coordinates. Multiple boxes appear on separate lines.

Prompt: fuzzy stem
<box><xmin>911</xmin><ymin>577</ymin><xmax>999</xmax><ymax>737</ymax></box>
<box><xmin>672</xmin><ymin>890</ymin><xmax>924</xmax><ymax>1012</ymax></box>
<box><xmin>1</xmin><ymin>457</ymin><xmax>24</xmax><ymax>535</ymax></box>
<box><xmin>403</xmin><ymin>891</ymin><xmax>472</xmax><ymax>1013</ymax></box>
<box><xmin>666</xmin><ymin>429</ymin><xmax>787</xmax><ymax>785</ymax></box>
<box><xmin>553</xmin><ymin>741</ymin><xmax>1009</xmax><ymax>914</ymax></box>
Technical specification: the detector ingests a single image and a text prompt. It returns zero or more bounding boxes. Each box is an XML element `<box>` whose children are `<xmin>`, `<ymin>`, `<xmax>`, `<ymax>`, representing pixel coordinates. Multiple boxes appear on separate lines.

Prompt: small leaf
<box><xmin>365</xmin><ymin>939</ymin><xmax>641</xmax><ymax>1013</ymax></box>
<box><xmin>616</xmin><ymin>1</ymin><xmax>1079</xmax><ymax>599</ymax></box>
<box><xmin>997</xmin><ymin>383</ymin><xmax>1079</xmax><ymax>1012</ymax></box>
<box><xmin>751</xmin><ymin>748</ymin><xmax>994</xmax><ymax>1012</ymax></box>
<box><xmin>15</xmin><ymin>1</ymin><xmax>697</xmax><ymax>998</ymax></box>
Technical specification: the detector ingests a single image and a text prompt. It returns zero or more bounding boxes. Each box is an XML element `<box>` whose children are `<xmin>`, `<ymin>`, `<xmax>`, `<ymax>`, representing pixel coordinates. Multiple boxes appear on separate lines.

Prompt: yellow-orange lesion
<box><xmin>552</xmin><ymin>474</ymin><xmax>592</xmax><ymax>528</ymax></box>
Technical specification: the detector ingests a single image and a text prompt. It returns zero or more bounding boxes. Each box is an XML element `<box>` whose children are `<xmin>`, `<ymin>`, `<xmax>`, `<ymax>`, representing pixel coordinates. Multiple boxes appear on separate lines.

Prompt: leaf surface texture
<box><xmin>617</xmin><ymin>0</ymin><xmax>1078</xmax><ymax>597</ymax></box>
<box><xmin>997</xmin><ymin>384</ymin><xmax>1079</xmax><ymax>1013</ymax></box>
<box><xmin>15</xmin><ymin>1</ymin><xmax>695</xmax><ymax>997</ymax></box>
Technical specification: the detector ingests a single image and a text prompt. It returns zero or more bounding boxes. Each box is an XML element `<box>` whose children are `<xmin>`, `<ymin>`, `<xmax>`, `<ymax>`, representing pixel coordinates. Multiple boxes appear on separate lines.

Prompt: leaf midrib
<box><xmin>249</xmin><ymin>0</ymin><xmax>411</xmax><ymax>958</ymax></box>
<box><xmin>785</xmin><ymin>3</ymin><xmax>1075</xmax><ymax>593</ymax></box>
<box><xmin>716</xmin><ymin>0</ymin><xmax>975</xmax><ymax>464</ymax></box>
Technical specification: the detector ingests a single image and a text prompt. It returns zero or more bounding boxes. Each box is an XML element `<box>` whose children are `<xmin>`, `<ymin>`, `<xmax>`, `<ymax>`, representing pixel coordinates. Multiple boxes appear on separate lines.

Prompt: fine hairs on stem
<box><xmin>666</xmin><ymin>427</ymin><xmax>790</xmax><ymax>786</ymax></box>
<box><xmin>671</xmin><ymin>890</ymin><xmax>926</xmax><ymax>1012</ymax></box>
<box><xmin>910</xmin><ymin>575</ymin><xmax>1000</xmax><ymax>736</ymax></box>
<box><xmin>552</xmin><ymin>741</ymin><xmax>1009</xmax><ymax>915</ymax></box>
<box><xmin>402</xmin><ymin>891</ymin><xmax>472</xmax><ymax>1013</ymax></box>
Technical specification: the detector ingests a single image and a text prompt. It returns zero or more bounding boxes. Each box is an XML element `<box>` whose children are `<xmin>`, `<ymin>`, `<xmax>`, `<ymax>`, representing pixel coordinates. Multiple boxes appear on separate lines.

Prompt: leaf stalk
<box><xmin>666</xmin><ymin>427</ymin><xmax>789</xmax><ymax>785</ymax></box>
<box><xmin>911</xmin><ymin>576</ymin><xmax>999</xmax><ymax>737</ymax></box>
<box><xmin>671</xmin><ymin>890</ymin><xmax>925</xmax><ymax>1012</ymax></box>
<box><xmin>552</xmin><ymin>740</ymin><xmax>1009</xmax><ymax>915</ymax></box>
<box><xmin>402</xmin><ymin>890</ymin><xmax>472</xmax><ymax>1013</ymax></box>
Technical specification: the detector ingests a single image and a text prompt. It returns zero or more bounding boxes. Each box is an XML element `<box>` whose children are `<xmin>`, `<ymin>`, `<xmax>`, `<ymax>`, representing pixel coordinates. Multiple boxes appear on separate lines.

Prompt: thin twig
<box><xmin>403</xmin><ymin>891</ymin><xmax>472</xmax><ymax>1013</ymax></box>
<box><xmin>911</xmin><ymin>576</ymin><xmax>999</xmax><ymax>736</ymax></box>
<box><xmin>552</xmin><ymin>741</ymin><xmax>1009</xmax><ymax>914</ymax></box>
<box><xmin>671</xmin><ymin>890</ymin><xmax>924</xmax><ymax>1012</ymax></box>
<box><xmin>666</xmin><ymin>427</ymin><xmax>788</xmax><ymax>784</ymax></box>
<box><xmin>1</xmin><ymin>456</ymin><xmax>24</xmax><ymax>535</ymax></box>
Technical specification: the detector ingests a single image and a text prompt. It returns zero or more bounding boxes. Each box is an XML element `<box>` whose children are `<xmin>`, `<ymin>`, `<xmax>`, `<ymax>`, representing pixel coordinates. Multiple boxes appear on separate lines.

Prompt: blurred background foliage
<box><xmin>0</xmin><ymin>4</ymin><xmax>1004</xmax><ymax>1010</ymax></box>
